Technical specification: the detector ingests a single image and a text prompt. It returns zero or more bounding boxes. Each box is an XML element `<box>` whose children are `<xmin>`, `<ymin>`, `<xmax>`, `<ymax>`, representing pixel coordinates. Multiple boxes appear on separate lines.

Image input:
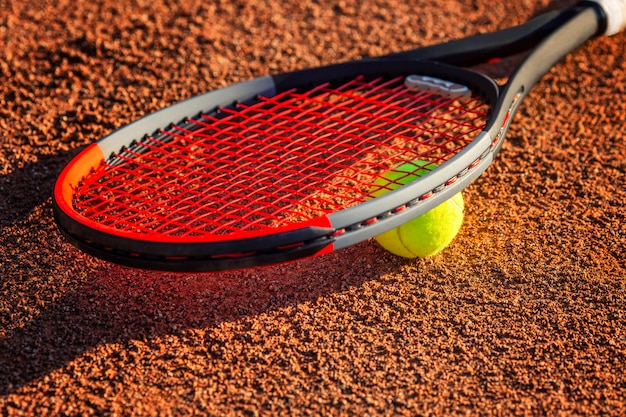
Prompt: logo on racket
<box><xmin>404</xmin><ymin>75</ymin><xmax>471</xmax><ymax>98</ymax></box>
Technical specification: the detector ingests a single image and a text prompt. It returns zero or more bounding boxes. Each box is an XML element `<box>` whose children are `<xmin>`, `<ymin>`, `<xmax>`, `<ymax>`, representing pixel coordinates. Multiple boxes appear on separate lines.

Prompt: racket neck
<box><xmin>488</xmin><ymin>4</ymin><xmax>605</xmax><ymax>138</ymax></box>
<box><xmin>383</xmin><ymin>2</ymin><xmax>607</xmax><ymax>67</ymax></box>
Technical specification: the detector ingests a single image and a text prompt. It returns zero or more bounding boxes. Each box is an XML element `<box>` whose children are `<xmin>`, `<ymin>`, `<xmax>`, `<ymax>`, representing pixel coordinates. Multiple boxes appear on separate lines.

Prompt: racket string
<box><xmin>73</xmin><ymin>75</ymin><xmax>489</xmax><ymax>237</ymax></box>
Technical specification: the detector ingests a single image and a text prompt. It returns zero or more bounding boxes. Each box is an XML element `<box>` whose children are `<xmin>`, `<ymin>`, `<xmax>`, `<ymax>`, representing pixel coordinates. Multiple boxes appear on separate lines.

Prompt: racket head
<box><xmin>53</xmin><ymin>60</ymin><xmax>501</xmax><ymax>271</ymax></box>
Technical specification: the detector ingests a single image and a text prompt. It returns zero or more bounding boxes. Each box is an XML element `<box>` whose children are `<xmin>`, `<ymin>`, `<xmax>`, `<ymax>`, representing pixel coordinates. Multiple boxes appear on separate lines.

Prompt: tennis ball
<box><xmin>370</xmin><ymin>160</ymin><xmax>464</xmax><ymax>258</ymax></box>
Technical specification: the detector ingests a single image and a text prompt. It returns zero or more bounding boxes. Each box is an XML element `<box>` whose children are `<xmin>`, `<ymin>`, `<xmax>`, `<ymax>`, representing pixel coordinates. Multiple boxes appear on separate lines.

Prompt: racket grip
<box><xmin>590</xmin><ymin>0</ymin><xmax>626</xmax><ymax>35</ymax></box>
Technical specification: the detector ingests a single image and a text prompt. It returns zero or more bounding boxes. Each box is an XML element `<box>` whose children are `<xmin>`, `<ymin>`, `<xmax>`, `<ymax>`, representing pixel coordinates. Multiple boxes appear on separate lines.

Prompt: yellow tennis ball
<box><xmin>370</xmin><ymin>160</ymin><xmax>464</xmax><ymax>258</ymax></box>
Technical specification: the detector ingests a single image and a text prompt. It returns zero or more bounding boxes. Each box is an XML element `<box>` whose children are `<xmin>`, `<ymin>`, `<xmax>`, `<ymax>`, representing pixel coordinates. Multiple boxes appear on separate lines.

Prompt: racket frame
<box><xmin>53</xmin><ymin>1</ymin><xmax>611</xmax><ymax>271</ymax></box>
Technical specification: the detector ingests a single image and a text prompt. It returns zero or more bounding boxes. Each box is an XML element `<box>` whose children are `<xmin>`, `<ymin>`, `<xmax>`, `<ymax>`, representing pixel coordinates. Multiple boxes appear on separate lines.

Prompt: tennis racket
<box><xmin>53</xmin><ymin>0</ymin><xmax>626</xmax><ymax>272</ymax></box>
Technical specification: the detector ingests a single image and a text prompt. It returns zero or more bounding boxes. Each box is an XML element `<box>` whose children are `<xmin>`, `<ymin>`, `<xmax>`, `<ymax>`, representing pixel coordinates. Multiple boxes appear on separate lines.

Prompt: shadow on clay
<box><xmin>0</xmin><ymin>208</ymin><xmax>393</xmax><ymax>394</ymax></box>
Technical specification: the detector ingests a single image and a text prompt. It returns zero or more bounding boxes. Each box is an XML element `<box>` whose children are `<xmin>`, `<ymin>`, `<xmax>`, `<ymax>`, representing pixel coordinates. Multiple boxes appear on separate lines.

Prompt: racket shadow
<box><xmin>0</xmin><ymin>242</ymin><xmax>392</xmax><ymax>395</ymax></box>
<box><xmin>0</xmin><ymin>152</ymin><xmax>75</xmax><ymax>227</ymax></box>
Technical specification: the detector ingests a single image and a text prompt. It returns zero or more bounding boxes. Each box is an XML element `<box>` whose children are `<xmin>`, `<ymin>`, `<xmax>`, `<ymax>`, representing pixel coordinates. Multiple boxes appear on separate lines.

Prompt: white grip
<box><xmin>590</xmin><ymin>0</ymin><xmax>626</xmax><ymax>35</ymax></box>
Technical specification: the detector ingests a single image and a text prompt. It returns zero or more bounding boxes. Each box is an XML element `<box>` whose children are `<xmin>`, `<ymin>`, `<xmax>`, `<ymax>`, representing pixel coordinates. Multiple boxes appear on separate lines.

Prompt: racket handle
<box><xmin>590</xmin><ymin>0</ymin><xmax>626</xmax><ymax>35</ymax></box>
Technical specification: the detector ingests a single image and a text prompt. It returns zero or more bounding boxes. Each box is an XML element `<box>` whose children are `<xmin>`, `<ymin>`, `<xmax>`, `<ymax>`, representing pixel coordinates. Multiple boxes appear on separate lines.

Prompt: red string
<box><xmin>74</xmin><ymin>75</ymin><xmax>488</xmax><ymax>237</ymax></box>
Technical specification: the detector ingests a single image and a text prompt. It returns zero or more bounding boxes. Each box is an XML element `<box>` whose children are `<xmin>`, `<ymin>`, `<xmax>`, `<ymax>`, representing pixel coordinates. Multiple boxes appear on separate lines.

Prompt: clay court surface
<box><xmin>1</xmin><ymin>0</ymin><xmax>625</xmax><ymax>415</ymax></box>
